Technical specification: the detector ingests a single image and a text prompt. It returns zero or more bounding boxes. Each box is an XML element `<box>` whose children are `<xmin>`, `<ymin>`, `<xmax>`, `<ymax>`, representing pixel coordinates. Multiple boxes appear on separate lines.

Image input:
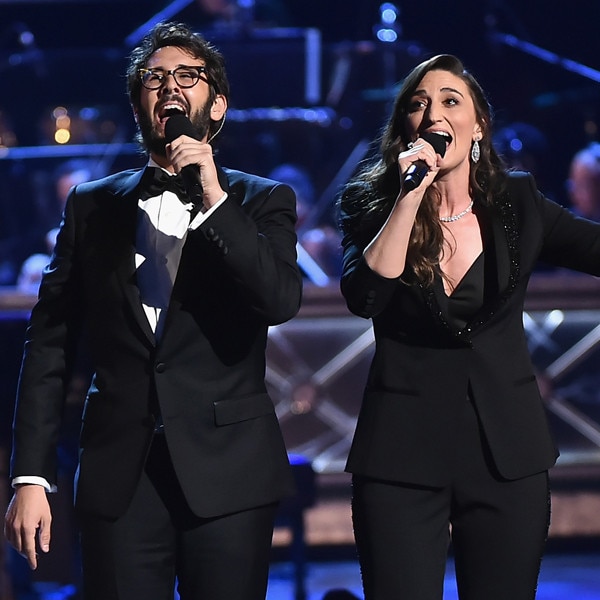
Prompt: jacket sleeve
<box><xmin>198</xmin><ymin>179</ymin><xmax>302</xmax><ymax>325</ymax></box>
<box><xmin>11</xmin><ymin>188</ymin><xmax>84</xmax><ymax>484</ymax></box>
<box><xmin>339</xmin><ymin>197</ymin><xmax>404</xmax><ymax>319</ymax></box>
<box><xmin>522</xmin><ymin>173</ymin><xmax>600</xmax><ymax>275</ymax></box>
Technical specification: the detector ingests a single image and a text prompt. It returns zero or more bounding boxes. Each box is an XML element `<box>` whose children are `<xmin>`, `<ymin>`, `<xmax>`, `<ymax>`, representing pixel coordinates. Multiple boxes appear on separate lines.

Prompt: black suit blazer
<box><xmin>341</xmin><ymin>172</ymin><xmax>600</xmax><ymax>485</ymax></box>
<box><xmin>11</xmin><ymin>164</ymin><xmax>303</xmax><ymax>519</ymax></box>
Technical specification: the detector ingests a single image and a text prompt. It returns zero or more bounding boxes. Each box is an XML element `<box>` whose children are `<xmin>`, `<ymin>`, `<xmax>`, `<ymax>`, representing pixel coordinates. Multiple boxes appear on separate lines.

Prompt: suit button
<box><xmin>206</xmin><ymin>227</ymin><xmax>219</xmax><ymax>241</ymax></box>
<box><xmin>155</xmin><ymin>362</ymin><xmax>166</xmax><ymax>373</ymax></box>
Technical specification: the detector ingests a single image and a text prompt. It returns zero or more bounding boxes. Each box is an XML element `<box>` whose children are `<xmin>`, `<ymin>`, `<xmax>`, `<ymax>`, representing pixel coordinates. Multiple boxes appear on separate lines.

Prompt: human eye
<box><xmin>444</xmin><ymin>95</ymin><xmax>460</xmax><ymax>106</ymax></box>
<box><xmin>407</xmin><ymin>97</ymin><xmax>427</xmax><ymax>113</ymax></box>
<box><xmin>177</xmin><ymin>68</ymin><xmax>198</xmax><ymax>82</ymax></box>
<box><xmin>143</xmin><ymin>69</ymin><xmax>163</xmax><ymax>85</ymax></box>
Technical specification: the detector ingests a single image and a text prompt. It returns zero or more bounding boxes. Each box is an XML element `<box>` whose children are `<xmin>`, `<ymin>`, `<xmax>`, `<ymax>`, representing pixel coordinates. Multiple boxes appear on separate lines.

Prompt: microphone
<box><xmin>403</xmin><ymin>132</ymin><xmax>448</xmax><ymax>192</ymax></box>
<box><xmin>164</xmin><ymin>114</ymin><xmax>204</xmax><ymax>204</ymax></box>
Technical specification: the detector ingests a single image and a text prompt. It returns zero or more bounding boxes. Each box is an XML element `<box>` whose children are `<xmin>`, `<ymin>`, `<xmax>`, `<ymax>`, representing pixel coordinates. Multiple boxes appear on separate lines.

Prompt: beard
<box><xmin>137</xmin><ymin>100</ymin><xmax>213</xmax><ymax>157</ymax></box>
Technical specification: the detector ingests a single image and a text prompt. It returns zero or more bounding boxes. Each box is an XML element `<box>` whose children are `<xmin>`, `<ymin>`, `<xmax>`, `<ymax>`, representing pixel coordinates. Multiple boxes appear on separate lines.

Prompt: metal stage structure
<box><xmin>2</xmin><ymin>274</ymin><xmax>600</xmax><ymax>477</ymax></box>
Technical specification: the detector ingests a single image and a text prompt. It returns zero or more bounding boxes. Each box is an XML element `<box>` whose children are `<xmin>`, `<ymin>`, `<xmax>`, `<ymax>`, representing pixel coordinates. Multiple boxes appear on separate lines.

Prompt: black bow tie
<box><xmin>141</xmin><ymin>167</ymin><xmax>189</xmax><ymax>202</ymax></box>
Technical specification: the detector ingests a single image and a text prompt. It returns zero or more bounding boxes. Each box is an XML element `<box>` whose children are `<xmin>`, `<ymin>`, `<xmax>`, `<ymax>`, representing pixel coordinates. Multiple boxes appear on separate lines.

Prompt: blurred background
<box><xmin>1</xmin><ymin>0</ymin><xmax>600</xmax><ymax>283</ymax></box>
<box><xmin>1</xmin><ymin>2</ymin><xmax>600</xmax><ymax>599</ymax></box>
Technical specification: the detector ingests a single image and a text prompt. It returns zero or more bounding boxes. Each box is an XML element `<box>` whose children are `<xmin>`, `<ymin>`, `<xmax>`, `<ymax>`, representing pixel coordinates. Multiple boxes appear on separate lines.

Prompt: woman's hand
<box><xmin>397</xmin><ymin>137</ymin><xmax>441</xmax><ymax>194</ymax></box>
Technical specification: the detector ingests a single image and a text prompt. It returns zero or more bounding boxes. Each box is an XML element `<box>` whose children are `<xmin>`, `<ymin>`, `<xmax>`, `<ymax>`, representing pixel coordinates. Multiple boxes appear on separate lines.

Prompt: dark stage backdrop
<box><xmin>0</xmin><ymin>0</ymin><xmax>599</xmax><ymax>279</ymax></box>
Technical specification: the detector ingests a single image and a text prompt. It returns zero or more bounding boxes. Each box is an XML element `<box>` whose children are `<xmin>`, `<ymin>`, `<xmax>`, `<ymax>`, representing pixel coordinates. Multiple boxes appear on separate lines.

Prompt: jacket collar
<box><xmin>423</xmin><ymin>190</ymin><xmax>521</xmax><ymax>341</ymax></box>
<box><xmin>113</xmin><ymin>167</ymin><xmax>157</xmax><ymax>346</ymax></box>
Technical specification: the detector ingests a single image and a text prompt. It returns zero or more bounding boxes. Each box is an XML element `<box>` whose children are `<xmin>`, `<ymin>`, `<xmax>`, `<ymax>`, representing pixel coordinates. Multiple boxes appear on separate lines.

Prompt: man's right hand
<box><xmin>4</xmin><ymin>484</ymin><xmax>52</xmax><ymax>570</ymax></box>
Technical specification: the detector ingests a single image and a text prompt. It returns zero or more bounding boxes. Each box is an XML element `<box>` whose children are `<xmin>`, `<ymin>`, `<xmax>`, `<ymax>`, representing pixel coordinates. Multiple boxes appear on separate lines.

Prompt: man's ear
<box><xmin>210</xmin><ymin>95</ymin><xmax>227</xmax><ymax>121</ymax></box>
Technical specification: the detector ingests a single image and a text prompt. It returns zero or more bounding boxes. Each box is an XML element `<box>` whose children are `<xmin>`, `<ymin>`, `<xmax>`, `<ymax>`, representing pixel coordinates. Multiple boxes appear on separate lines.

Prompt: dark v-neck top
<box><xmin>445</xmin><ymin>218</ymin><xmax>498</xmax><ymax>331</ymax></box>
<box><xmin>446</xmin><ymin>251</ymin><xmax>485</xmax><ymax>329</ymax></box>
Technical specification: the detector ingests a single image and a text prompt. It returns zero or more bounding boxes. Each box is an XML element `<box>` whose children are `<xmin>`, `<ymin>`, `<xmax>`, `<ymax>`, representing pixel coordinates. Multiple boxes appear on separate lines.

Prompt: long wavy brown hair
<box><xmin>339</xmin><ymin>54</ymin><xmax>507</xmax><ymax>286</ymax></box>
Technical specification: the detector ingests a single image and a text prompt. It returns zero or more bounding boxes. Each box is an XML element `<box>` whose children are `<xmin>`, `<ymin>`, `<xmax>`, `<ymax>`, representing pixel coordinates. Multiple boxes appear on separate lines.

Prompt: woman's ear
<box><xmin>473</xmin><ymin>121</ymin><xmax>484</xmax><ymax>142</ymax></box>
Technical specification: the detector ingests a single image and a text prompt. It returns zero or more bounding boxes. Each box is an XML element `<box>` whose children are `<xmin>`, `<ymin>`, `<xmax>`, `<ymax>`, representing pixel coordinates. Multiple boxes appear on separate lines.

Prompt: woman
<box><xmin>339</xmin><ymin>54</ymin><xmax>600</xmax><ymax>600</ymax></box>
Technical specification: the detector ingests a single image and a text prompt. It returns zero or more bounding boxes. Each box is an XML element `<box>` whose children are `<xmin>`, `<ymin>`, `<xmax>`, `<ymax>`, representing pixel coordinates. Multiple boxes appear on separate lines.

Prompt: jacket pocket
<box><xmin>213</xmin><ymin>393</ymin><xmax>275</xmax><ymax>426</ymax></box>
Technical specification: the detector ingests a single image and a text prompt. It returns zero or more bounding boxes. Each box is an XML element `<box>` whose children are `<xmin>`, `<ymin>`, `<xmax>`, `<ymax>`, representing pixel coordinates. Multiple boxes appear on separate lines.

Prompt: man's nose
<box><xmin>159</xmin><ymin>71</ymin><xmax>180</xmax><ymax>92</ymax></box>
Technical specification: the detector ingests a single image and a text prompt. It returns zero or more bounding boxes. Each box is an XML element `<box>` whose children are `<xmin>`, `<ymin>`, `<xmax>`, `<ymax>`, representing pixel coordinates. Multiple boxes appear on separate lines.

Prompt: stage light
<box><xmin>54</xmin><ymin>128</ymin><xmax>71</xmax><ymax>144</ymax></box>
<box><xmin>380</xmin><ymin>3</ymin><xmax>398</xmax><ymax>25</ymax></box>
<box><xmin>376</xmin><ymin>29</ymin><xmax>398</xmax><ymax>43</ymax></box>
<box><xmin>509</xmin><ymin>138</ymin><xmax>523</xmax><ymax>153</ymax></box>
<box><xmin>374</xmin><ymin>2</ymin><xmax>402</xmax><ymax>44</ymax></box>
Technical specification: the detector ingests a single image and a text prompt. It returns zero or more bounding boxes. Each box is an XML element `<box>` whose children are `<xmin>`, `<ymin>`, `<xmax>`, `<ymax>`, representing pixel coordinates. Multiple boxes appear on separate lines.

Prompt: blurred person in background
<box><xmin>566</xmin><ymin>141</ymin><xmax>600</xmax><ymax>221</ymax></box>
<box><xmin>269</xmin><ymin>162</ymin><xmax>342</xmax><ymax>283</ymax></box>
<box><xmin>17</xmin><ymin>160</ymin><xmax>97</xmax><ymax>294</ymax></box>
<box><xmin>194</xmin><ymin>0</ymin><xmax>290</xmax><ymax>30</ymax></box>
<box><xmin>492</xmin><ymin>122</ymin><xmax>548</xmax><ymax>174</ymax></box>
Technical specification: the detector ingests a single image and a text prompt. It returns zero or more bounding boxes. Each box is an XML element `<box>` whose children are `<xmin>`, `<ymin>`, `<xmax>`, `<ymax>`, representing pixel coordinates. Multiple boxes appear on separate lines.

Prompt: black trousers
<box><xmin>78</xmin><ymin>435</ymin><xmax>278</xmax><ymax>600</ymax></box>
<box><xmin>352</xmin><ymin>398</ymin><xmax>550</xmax><ymax>600</ymax></box>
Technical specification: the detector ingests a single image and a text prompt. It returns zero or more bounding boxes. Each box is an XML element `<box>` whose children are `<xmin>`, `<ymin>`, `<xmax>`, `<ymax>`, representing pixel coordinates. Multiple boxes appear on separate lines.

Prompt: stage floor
<box><xmin>266</xmin><ymin>553</ymin><xmax>600</xmax><ymax>599</ymax></box>
<box><xmin>30</xmin><ymin>552</ymin><xmax>600</xmax><ymax>600</ymax></box>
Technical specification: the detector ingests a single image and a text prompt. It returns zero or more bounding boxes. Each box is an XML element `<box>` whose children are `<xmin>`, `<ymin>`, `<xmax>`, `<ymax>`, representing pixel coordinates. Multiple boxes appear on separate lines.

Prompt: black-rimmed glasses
<box><xmin>139</xmin><ymin>66</ymin><xmax>208</xmax><ymax>90</ymax></box>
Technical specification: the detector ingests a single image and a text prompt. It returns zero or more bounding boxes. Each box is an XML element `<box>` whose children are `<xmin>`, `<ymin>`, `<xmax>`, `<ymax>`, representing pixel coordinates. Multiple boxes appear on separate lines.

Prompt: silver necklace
<box><xmin>439</xmin><ymin>200</ymin><xmax>474</xmax><ymax>223</ymax></box>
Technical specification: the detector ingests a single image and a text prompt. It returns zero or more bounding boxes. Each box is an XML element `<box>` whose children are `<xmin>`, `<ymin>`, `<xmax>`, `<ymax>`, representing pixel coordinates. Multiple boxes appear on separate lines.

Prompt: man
<box><xmin>567</xmin><ymin>142</ymin><xmax>600</xmax><ymax>221</ymax></box>
<box><xmin>4</xmin><ymin>21</ymin><xmax>302</xmax><ymax>600</ymax></box>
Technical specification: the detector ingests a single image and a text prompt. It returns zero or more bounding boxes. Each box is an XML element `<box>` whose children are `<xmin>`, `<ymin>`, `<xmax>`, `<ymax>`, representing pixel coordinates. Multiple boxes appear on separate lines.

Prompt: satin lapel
<box><xmin>432</xmin><ymin>275</ymin><xmax>452</xmax><ymax>325</ymax></box>
<box><xmin>491</xmin><ymin>210</ymin><xmax>511</xmax><ymax>295</ymax></box>
<box><xmin>460</xmin><ymin>196</ymin><xmax>521</xmax><ymax>337</ymax></box>
<box><xmin>489</xmin><ymin>190</ymin><xmax>521</xmax><ymax>299</ymax></box>
<box><xmin>114</xmin><ymin>168</ymin><xmax>156</xmax><ymax>346</ymax></box>
<box><xmin>418</xmin><ymin>275</ymin><xmax>454</xmax><ymax>337</ymax></box>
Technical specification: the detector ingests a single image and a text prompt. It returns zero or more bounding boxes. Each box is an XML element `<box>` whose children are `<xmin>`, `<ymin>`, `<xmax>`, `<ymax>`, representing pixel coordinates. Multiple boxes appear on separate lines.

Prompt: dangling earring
<box><xmin>471</xmin><ymin>139</ymin><xmax>481</xmax><ymax>163</ymax></box>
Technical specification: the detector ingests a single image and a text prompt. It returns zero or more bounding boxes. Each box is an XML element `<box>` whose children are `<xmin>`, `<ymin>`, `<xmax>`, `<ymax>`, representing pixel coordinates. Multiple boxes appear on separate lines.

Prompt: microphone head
<box><xmin>421</xmin><ymin>132</ymin><xmax>449</xmax><ymax>158</ymax></box>
<box><xmin>164</xmin><ymin>114</ymin><xmax>201</xmax><ymax>144</ymax></box>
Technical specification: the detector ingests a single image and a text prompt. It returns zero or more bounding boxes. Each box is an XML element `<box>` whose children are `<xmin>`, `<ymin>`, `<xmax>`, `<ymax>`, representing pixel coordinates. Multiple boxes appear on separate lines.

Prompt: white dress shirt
<box><xmin>136</xmin><ymin>158</ymin><xmax>226</xmax><ymax>338</ymax></box>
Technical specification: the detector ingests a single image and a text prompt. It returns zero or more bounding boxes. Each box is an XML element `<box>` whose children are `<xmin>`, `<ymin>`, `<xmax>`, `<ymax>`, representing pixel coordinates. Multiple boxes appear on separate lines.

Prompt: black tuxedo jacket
<box><xmin>11</xmin><ymin>164</ymin><xmax>302</xmax><ymax>519</ymax></box>
<box><xmin>341</xmin><ymin>172</ymin><xmax>600</xmax><ymax>486</ymax></box>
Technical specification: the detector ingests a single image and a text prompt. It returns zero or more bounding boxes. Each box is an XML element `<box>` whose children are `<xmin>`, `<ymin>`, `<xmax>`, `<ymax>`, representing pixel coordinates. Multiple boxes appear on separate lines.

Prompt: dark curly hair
<box><xmin>126</xmin><ymin>21</ymin><xmax>230</xmax><ymax>144</ymax></box>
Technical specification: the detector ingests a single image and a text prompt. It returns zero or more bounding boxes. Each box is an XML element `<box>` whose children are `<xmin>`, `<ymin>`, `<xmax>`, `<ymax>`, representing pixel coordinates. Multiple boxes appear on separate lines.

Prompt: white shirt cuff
<box><xmin>189</xmin><ymin>192</ymin><xmax>228</xmax><ymax>230</ymax></box>
<box><xmin>12</xmin><ymin>476</ymin><xmax>57</xmax><ymax>493</ymax></box>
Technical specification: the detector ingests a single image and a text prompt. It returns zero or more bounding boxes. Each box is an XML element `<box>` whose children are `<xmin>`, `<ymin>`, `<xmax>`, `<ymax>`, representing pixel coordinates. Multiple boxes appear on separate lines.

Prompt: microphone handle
<box><xmin>403</xmin><ymin>160</ymin><xmax>429</xmax><ymax>192</ymax></box>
